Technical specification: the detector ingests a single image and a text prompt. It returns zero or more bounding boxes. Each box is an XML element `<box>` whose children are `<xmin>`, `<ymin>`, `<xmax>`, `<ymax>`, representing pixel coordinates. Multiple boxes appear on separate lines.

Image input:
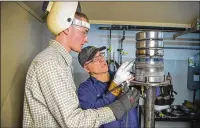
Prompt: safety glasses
<box><xmin>73</xmin><ymin>25</ymin><xmax>89</xmax><ymax>37</ymax></box>
<box><xmin>84</xmin><ymin>52</ymin><xmax>105</xmax><ymax>65</ymax></box>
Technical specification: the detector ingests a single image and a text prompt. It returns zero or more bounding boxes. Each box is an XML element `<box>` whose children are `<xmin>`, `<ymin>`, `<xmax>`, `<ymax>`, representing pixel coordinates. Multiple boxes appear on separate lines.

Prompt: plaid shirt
<box><xmin>23</xmin><ymin>40</ymin><xmax>115</xmax><ymax>128</ymax></box>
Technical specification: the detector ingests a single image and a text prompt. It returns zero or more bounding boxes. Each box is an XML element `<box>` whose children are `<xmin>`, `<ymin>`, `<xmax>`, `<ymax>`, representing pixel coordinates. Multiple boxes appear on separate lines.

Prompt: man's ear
<box><xmin>84</xmin><ymin>65</ymin><xmax>90</xmax><ymax>73</ymax></box>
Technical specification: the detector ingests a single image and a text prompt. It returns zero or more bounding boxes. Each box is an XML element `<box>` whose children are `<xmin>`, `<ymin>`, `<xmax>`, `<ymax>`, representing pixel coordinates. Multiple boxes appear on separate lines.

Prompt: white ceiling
<box><xmin>23</xmin><ymin>1</ymin><xmax>200</xmax><ymax>28</ymax></box>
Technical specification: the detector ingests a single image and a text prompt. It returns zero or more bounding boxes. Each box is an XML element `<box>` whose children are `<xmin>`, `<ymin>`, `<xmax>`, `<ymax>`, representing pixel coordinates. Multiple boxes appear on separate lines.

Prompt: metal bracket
<box><xmin>173</xmin><ymin>29</ymin><xmax>197</xmax><ymax>40</ymax></box>
<box><xmin>173</xmin><ymin>17</ymin><xmax>199</xmax><ymax>40</ymax></box>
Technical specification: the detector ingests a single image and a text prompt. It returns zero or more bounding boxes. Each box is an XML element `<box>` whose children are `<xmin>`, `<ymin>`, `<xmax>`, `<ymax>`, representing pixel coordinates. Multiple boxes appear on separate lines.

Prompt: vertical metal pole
<box><xmin>144</xmin><ymin>86</ymin><xmax>156</xmax><ymax>128</ymax></box>
<box><xmin>107</xmin><ymin>29</ymin><xmax>111</xmax><ymax>64</ymax></box>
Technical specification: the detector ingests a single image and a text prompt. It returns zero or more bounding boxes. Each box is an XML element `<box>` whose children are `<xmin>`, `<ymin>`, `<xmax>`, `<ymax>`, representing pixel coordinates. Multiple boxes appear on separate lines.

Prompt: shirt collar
<box><xmin>49</xmin><ymin>39</ymin><xmax>72</xmax><ymax>66</ymax></box>
<box><xmin>89</xmin><ymin>76</ymin><xmax>109</xmax><ymax>85</ymax></box>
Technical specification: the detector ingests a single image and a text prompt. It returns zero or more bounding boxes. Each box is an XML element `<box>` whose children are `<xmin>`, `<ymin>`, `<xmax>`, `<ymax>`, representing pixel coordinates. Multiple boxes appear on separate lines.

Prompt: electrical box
<box><xmin>187</xmin><ymin>66</ymin><xmax>200</xmax><ymax>89</ymax></box>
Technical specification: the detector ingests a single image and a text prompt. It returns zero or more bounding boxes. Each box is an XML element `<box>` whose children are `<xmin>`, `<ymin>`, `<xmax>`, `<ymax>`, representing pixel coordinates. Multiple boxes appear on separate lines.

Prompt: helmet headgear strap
<box><xmin>72</xmin><ymin>19</ymin><xmax>90</xmax><ymax>30</ymax></box>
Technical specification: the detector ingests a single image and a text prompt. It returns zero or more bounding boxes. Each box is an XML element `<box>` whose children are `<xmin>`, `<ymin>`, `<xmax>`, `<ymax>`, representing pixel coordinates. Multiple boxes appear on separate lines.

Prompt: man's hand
<box><xmin>107</xmin><ymin>87</ymin><xmax>140</xmax><ymax>120</ymax></box>
<box><xmin>113</xmin><ymin>61</ymin><xmax>133</xmax><ymax>85</ymax></box>
<box><xmin>118</xmin><ymin>86</ymin><xmax>140</xmax><ymax>109</ymax></box>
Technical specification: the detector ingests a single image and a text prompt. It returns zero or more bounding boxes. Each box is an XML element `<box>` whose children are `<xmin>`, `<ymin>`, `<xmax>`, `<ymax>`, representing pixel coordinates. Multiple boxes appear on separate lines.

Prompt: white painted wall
<box><xmin>42</xmin><ymin>23</ymin><xmax>55</xmax><ymax>49</ymax></box>
<box><xmin>1</xmin><ymin>2</ymin><xmax>43</xmax><ymax>127</ymax></box>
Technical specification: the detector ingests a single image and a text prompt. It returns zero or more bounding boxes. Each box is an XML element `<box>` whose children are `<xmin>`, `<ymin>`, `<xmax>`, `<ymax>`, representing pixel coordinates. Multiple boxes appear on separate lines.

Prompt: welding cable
<box><xmin>125</xmin><ymin>111</ymin><xmax>128</xmax><ymax>128</ymax></box>
<box><xmin>199</xmin><ymin>89</ymin><xmax>200</xmax><ymax>103</ymax></box>
<box><xmin>105</xmin><ymin>81</ymin><xmax>129</xmax><ymax>128</ymax></box>
<box><xmin>104</xmin><ymin>81</ymin><xmax>128</xmax><ymax>128</ymax></box>
<box><xmin>106</xmin><ymin>81</ymin><xmax>140</xmax><ymax>128</ymax></box>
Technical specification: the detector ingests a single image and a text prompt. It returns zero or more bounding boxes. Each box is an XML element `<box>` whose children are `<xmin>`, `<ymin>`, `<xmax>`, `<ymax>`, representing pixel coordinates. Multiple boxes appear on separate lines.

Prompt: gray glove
<box><xmin>107</xmin><ymin>87</ymin><xmax>140</xmax><ymax>120</ymax></box>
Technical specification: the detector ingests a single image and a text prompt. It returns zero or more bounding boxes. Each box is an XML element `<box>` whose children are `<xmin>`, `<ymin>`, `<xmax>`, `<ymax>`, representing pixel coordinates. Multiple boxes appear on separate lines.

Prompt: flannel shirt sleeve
<box><xmin>36</xmin><ymin>60</ymin><xmax>115</xmax><ymax>128</ymax></box>
<box><xmin>78</xmin><ymin>85</ymin><xmax>117</xmax><ymax>109</ymax></box>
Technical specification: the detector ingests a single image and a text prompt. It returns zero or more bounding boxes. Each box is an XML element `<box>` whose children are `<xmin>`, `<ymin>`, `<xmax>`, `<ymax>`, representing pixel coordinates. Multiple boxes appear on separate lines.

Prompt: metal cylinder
<box><xmin>144</xmin><ymin>86</ymin><xmax>156</xmax><ymax>128</ymax></box>
<box><xmin>136</xmin><ymin>67</ymin><xmax>164</xmax><ymax>76</ymax></box>
<box><xmin>136</xmin><ymin>31</ymin><xmax>163</xmax><ymax>41</ymax></box>
<box><xmin>136</xmin><ymin>49</ymin><xmax>164</xmax><ymax>57</ymax></box>
<box><xmin>135</xmin><ymin>57</ymin><xmax>164</xmax><ymax>68</ymax></box>
<box><xmin>134</xmin><ymin>31</ymin><xmax>164</xmax><ymax>128</ymax></box>
<box><xmin>135</xmin><ymin>31</ymin><xmax>164</xmax><ymax>82</ymax></box>
<box><xmin>135</xmin><ymin>76</ymin><xmax>164</xmax><ymax>83</ymax></box>
<box><xmin>136</xmin><ymin>40</ymin><xmax>164</xmax><ymax>49</ymax></box>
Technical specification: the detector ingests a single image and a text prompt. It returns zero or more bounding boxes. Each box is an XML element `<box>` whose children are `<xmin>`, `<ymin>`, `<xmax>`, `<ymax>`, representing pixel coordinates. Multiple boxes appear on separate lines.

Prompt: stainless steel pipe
<box><xmin>144</xmin><ymin>86</ymin><xmax>156</xmax><ymax>128</ymax></box>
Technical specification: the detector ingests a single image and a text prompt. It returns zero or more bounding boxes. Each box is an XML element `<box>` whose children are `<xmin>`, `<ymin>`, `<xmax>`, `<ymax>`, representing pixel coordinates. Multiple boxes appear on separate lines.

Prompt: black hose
<box><xmin>119</xmin><ymin>29</ymin><xmax>126</xmax><ymax>64</ymax></box>
<box><xmin>193</xmin><ymin>89</ymin><xmax>196</xmax><ymax>103</ymax></box>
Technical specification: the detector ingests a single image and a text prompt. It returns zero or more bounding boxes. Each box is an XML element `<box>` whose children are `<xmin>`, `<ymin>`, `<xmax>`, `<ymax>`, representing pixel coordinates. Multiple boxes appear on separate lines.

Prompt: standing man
<box><xmin>78</xmin><ymin>46</ymin><xmax>140</xmax><ymax>128</ymax></box>
<box><xmin>23</xmin><ymin>2</ymin><xmax>140</xmax><ymax>128</ymax></box>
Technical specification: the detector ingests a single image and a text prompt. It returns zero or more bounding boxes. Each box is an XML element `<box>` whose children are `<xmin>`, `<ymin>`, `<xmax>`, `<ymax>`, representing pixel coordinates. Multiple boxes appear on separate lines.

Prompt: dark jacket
<box><xmin>78</xmin><ymin>76</ymin><xmax>139</xmax><ymax>128</ymax></box>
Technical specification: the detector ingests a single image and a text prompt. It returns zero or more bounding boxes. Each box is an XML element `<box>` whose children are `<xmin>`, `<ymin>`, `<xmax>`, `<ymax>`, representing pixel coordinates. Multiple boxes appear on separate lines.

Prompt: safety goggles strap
<box><xmin>72</xmin><ymin>18</ymin><xmax>90</xmax><ymax>29</ymax></box>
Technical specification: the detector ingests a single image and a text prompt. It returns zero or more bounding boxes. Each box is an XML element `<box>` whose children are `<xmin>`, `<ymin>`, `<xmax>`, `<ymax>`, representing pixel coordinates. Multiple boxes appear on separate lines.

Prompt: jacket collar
<box><xmin>89</xmin><ymin>76</ymin><xmax>109</xmax><ymax>85</ymax></box>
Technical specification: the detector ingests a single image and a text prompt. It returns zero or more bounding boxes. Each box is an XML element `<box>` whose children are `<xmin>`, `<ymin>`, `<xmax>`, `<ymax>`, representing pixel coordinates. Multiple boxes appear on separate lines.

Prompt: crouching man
<box><xmin>77</xmin><ymin>46</ymin><xmax>140</xmax><ymax>128</ymax></box>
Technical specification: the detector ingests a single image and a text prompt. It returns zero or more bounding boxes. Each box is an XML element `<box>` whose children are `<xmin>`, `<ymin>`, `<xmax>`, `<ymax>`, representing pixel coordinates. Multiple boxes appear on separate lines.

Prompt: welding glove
<box><xmin>108</xmin><ymin>61</ymin><xmax>133</xmax><ymax>96</ymax></box>
<box><xmin>107</xmin><ymin>86</ymin><xmax>140</xmax><ymax>120</ymax></box>
<box><xmin>113</xmin><ymin>61</ymin><xmax>133</xmax><ymax>85</ymax></box>
<box><xmin>108</xmin><ymin>75</ymin><xmax>135</xmax><ymax>97</ymax></box>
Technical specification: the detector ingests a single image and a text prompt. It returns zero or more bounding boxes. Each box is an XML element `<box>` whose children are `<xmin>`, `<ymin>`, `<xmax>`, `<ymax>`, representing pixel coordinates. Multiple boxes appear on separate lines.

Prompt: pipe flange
<box><xmin>130</xmin><ymin>80</ymin><xmax>170</xmax><ymax>87</ymax></box>
<box><xmin>129</xmin><ymin>76</ymin><xmax>171</xmax><ymax>87</ymax></box>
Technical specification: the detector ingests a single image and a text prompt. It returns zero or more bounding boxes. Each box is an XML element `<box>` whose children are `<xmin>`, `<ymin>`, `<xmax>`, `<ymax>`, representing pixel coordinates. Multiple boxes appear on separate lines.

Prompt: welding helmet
<box><xmin>43</xmin><ymin>2</ymin><xmax>90</xmax><ymax>35</ymax></box>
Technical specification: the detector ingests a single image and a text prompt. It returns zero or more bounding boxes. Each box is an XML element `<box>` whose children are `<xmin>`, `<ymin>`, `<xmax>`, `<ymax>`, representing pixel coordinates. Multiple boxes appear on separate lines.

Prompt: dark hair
<box><xmin>75</xmin><ymin>12</ymin><xmax>89</xmax><ymax>22</ymax></box>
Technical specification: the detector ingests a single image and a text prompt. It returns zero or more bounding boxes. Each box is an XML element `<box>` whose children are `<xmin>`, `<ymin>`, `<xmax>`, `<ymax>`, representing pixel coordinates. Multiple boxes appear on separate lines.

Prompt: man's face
<box><xmin>84</xmin><ymin>51</ymin><xmax>108</xmax><ymax>74</ymax></box>
<box><xmin>68</xmin><ymin>18</ymin><xmax>89</xmax><ymax>52</ymax></box>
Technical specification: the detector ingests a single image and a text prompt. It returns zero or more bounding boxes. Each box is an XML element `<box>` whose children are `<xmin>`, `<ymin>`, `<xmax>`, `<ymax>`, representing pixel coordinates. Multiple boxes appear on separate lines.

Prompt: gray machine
<box><xmin>187</xmin><ymin>65</ymin><xmax>200</xmax><ymax>90</ymax></box>
<box><xmin>131</xmin><ymin>31</ymin><xmax>171</xmax><ymax>128</ymax></box>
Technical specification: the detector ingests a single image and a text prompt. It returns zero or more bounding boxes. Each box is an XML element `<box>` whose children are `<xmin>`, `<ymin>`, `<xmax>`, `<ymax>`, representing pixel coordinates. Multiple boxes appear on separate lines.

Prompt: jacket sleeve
<box><xmin>78</xmin><ymin>83</ymin><xmax>117</xmax><ymax>109</ymax></box>
<box><xmin>35</xmin><ymin>60</ymin><xmax>116</xmax><ymax>128</ymax></box>
<box><xmin>156</xmin><ymin>87</ymin><xmax>161</xmax><ymax>96</ymax></box>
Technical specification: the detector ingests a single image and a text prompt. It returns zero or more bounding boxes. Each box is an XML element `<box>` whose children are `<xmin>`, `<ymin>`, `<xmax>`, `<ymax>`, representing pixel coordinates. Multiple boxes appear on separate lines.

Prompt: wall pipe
<box><xmin>163</xmin><ymin>47</ymin><xmax>200</xmax><ymax>50</ymax></box>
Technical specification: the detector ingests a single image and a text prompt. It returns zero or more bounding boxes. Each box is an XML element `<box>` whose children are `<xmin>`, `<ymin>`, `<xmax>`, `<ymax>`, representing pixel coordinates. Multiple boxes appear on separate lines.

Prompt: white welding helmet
<box><xmin>45</xmin><ymin>2</ymin><xmax>90</xmax><ymax>35</ymax></box>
